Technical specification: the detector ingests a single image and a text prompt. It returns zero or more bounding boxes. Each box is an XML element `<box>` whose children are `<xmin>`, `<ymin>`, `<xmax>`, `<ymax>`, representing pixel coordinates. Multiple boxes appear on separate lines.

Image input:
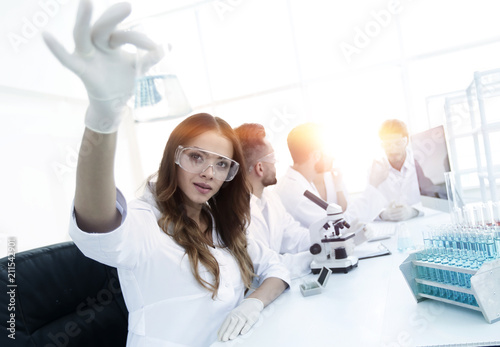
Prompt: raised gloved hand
<box><xmin>331</xmin><ymin>167</ymin><xmax>344</xmax><ymax>188</ymax></box>
<box><xmin>369</xmin><ymin>159</ymin><xmax>390</xmax><ymax>188</ymax></box>
<box><xmin>218</xmin><ymin>298</ymin><xmax>264</xmax><ymax>341</ymax></box>
<box><xmin>380</xmin><ymin>204</ymin><xmax>418</xmax><ymax>221</ymax></box>
<box><xmin>42</xmin><ymin>0</ymin><xmax>163</xmax><ymax>133</ymax></box>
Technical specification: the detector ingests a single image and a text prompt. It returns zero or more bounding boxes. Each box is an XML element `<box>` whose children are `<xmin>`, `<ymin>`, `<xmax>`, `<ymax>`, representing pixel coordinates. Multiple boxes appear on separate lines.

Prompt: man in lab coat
<box><xmin>234</xmin><ymin>123</ymin><xmax>313</xmax><ymax>278</ymax></box>
<box><xmin>274</xmin><ymin>123</ymin><xmax>390</xmax><ymax>229</ymax></box>
<box><xmin>371</xmin><ymin>119</ymin><xmax>423</xmax><ymax>221</ymax></box>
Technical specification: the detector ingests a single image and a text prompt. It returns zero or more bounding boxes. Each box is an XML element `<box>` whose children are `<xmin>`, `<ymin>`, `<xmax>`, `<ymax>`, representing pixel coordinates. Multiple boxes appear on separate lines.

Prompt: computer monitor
<box><xmin>410</xmin><ymin>125</ymin><xmax>451</xmax><ymax>212</ymax></box>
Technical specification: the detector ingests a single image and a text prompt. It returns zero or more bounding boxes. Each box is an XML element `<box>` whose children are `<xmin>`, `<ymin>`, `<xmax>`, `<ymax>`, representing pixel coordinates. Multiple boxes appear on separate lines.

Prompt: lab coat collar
<box><xmin>250</xmin><ymin>189</ymin><xmax>272</xmax><ymax>211</ymax></box>
<box><xmin>400</xmin><ymin>149</ymin><xmax>415</xmax><ymax>174</ymax></box>
<box><xmin>285</xmin><ymin>166</ymin><xmax>313</xmax><ymax>187</ymax></box>
<box><xmin>140</xmin><ymin>182</ymin><xmax>163</xmax><ymax>220</ymax></box>
<box><xmin>250</xmin><ymin>194</ymin><xmax>264</xmax><ymax>211</ymax></box>
<box><xmin>385</xmin><ymin>148</ymin><xmax>415</xmax><ymax>175</ymax></box>
<box><xmin>285</xmin><ymin>166</ymin><xmax>319</xmax><ymax>195</ymax></box>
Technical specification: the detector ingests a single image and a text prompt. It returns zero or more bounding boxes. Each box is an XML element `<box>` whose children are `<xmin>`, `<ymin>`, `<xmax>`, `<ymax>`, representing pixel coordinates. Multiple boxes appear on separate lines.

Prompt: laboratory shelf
<box><xmin>418</xmin><ymin>293</ymin><xmax>482</xmax><ymax>312</ymax></box>
<box><xmin>442</xmin><ymin>67</ymin><xmax>500</xmax><ymax>203</ymax></box>
<box><xmin>414</xmin><ymin>278</ymin><xmax>474</xmax><ymax>295</ymax></box>
<box><xmin>400</xmin><ymin>253</ymin><xmax>500</xmax><ymax>323</ymax></box>
<box><xmin>412</xmin><ymin>260</ymin><xmax>477</xmax><ymax>275</ymax></box>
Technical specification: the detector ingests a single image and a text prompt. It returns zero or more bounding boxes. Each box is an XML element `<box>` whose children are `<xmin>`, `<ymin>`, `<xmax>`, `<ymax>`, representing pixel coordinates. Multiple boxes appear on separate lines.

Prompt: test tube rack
<box><xmin>400</xmin><ymin>253</ymin><xmax>500</xmax><ymax>323</ymax></box>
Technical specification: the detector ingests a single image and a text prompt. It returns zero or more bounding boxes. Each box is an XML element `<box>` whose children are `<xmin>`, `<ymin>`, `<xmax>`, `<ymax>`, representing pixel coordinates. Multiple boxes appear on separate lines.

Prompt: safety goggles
<box><xmin>175</xmin><ymin>146</ymin><xmax>240</xmax><ymax>182</ymax></box>
<box><xmin>249</xmin><ymin>151</ymin><xmax>277</xmax><ymax>172</ymax></box>
<box><xmin>256</xmin><ymin>151</ymin><xmax>277</xmax><ymax>165</ymax></box>
<box><xmin>381</xmin><ymin>137</ymin><xmax>407</xmax><ymax>149</ymax></box>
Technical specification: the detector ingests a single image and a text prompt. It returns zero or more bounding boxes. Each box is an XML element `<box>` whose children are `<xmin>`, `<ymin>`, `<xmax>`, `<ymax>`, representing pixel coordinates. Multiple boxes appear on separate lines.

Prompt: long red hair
<box><xmin>153</xmin><ymin>113</ymin><xmax>254</xmax><ymax>297</ymax></box>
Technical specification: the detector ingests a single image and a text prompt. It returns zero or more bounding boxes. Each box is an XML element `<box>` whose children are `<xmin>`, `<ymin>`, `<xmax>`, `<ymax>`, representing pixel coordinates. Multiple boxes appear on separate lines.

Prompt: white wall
<box><xmin>0</xmin><ymin>90</ymin><xmax>86</xmax><ymax>254</ymax></box>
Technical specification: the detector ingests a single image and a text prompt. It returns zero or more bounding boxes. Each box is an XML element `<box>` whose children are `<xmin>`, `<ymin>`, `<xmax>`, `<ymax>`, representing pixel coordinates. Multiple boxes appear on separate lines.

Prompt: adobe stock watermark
<box><xmin>7</xmin><ymin>0</ymin><xmax>69</xmax><ymax>53</ymax></box>
<box><xmin>382</xmin><ymin>300</ymin><xmax>445</xmax><ymax>346</ymax></box>
<box><xmin>447</xmin><ymin>100</ymin><xmax>472</xmax><ymax>133</ymax></box>
<box><xmin>6</xmin><ymin>237</ymin><xmax>17</xmax><ymax>341</ymax></box>
<box><xmin>444</xmin><ymin>79</ymin><xmax>499</xmax><ymax>137</ymax></box>
<box><xmin>411</xmin><ymin>126</ymin><xmax>447</xmax><ymax>168</ymax></box>
<box><xmin>263</xmin><ymin>106</ymin><xmax>298</xmax><ymax>143</ymax></box>
<box><xmin>212</xmin><ymin>0</ymin><xmax>245</xmax><ymax>21</ymax></box>
<box><xmin>52</xmin><ymin>131</ymin><xmax>104</xmax><ymax>181</ymax></box>
<box><xmin>339</xmin><ymin>0</ymin><xmax>416</xmax><ymax>64</ymax></box>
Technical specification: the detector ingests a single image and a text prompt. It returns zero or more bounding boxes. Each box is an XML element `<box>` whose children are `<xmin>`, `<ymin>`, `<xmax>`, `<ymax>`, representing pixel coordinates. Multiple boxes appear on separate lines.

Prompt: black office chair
<box><xmin>0</xmin><ymin>241</ymin><xmax>128</xmax><ymax>347</ymax></box>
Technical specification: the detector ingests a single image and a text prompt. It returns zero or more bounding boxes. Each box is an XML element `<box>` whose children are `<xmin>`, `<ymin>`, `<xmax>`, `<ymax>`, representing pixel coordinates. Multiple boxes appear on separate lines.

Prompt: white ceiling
<box><xmin>2</xmin><ymin>0</ymin><xmax>500</xmax><ymax>105</ymax></box>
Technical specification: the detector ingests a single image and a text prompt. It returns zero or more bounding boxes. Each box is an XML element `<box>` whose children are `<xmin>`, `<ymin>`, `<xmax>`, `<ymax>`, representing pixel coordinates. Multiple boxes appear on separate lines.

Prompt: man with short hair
<box><xmin>275</xmin><ymin>123</ymin><xmax>390</xmax><ymax>229</ymax></box>
<box><xmin>235</xmin><ymin>123</ymin><xmax>312</xmax><ymax>278</ymax></box>
<box><xmin>373</xmin><ymin>119</ymin><xmax>422</xmax><ymax>221</ymax></box>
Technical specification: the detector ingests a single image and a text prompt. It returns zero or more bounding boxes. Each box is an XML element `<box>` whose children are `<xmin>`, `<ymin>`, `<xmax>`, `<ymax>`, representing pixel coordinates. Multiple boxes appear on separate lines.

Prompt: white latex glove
<box><xmin>218</xmin><ymin>298</ymin><xmax>264</xmax><ymax>342</ymax></box>
<box><xmin>380</xmin><ymin>204</ymin><xmax>418</xmax><ymax>221</ymax></box>
<box><xmin>331</xmin><ymin>167</ymin><xmax>344</xmax><ymax>187</ymax></box>
<box><xmin>42</xmin><ymin>0</ymin><xmax>163</xmax><ymax>133</ymax></box>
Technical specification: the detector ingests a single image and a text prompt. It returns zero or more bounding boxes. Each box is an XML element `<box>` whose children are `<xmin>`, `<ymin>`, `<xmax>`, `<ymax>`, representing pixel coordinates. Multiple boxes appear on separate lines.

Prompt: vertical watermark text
<box><xmin>6</xmin><ymin>237</ymin><xmax>17</xmax><ymax>340</ymax></box>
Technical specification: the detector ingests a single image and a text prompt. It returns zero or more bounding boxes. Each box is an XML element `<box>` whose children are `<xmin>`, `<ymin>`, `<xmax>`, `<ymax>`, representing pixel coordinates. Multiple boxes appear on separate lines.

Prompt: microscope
<box><xmin>304</xmin><ymin>190</ymin><xmax>359</xmax><ymax>274</ymax></box>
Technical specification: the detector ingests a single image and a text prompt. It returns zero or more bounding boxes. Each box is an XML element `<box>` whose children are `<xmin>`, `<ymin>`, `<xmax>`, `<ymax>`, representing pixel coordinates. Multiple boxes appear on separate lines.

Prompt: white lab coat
<box><xmin>249</xmin><ymin>190</ymin><xmax>310</xmax><ymax>253</ymax></box>
<box><xmin>274</xmin><ymin>167</ymin><xmax>388</xmax><ymax>228</ymax></box>
<box><xmin>69</xmin><ymin>187</ymin><xmax>290</xmax><ymax>347</ymax></box>
<box><xmin>248</xmin><ymin>190</ymin><xmax>313</xmax><ymax>278</ymax></box>
<box><xmin>374</xmin><ymin>150</ymin><xmax>421</xmax><ymax>207</ymax></box>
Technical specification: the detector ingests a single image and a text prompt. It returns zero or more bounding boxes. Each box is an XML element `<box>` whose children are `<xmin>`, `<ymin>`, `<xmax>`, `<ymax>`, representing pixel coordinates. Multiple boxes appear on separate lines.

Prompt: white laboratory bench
<box><xmin>212</xmin><ymin>209</ymin><xmax>500</xmax><ymax>347</ymax></box>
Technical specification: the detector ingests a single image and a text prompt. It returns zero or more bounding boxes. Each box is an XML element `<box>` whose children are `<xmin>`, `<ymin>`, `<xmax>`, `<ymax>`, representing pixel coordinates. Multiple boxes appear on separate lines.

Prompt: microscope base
<box><xmin>311</xmin><ymin>256</ymin><xmax>359</xmax><ymax>274</ymax></box>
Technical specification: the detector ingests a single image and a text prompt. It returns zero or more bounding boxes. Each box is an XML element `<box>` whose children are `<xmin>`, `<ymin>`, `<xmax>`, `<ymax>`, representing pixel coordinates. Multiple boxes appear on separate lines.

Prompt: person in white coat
<box><xmin>372</xmin><ymin>119</ymin><xmax>423</xmax><ymax>221</ymax></box>
<box><xmin>234</xmin><ymin>123</ymin><xmax>313</xmax><ymax>278</ymax></box>
<box><xmin>43</xmin><ymin>1</ymin><xmax>289</xmax><ymax>346</ymax></box>
<box><xmin>274</xmin><ymin>123</ymin><xmax>390</xmax><ymax>229</ymax></box>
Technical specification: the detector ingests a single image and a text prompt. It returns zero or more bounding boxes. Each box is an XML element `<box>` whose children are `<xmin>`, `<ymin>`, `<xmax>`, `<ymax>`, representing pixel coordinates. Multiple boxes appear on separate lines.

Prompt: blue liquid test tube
<box><xmin>494</xmin><ymin>225</ymin><xmax>500</xmax><ymax>259</ymax></box>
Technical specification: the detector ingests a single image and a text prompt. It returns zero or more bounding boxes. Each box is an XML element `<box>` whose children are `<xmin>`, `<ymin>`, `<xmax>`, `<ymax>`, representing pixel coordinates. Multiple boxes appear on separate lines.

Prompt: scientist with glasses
<box><xmin>275</xmin><ymin>123</ymin><xmax>390</xmax><ymax>229</ymax></box>
<box><xmin>373</xmin><ymin>119</ymin><xmax>423</xmax><ymax>221</ymax></box>
<box><xmin>235</xmin><ymin>123</ymin><xmax>313</xmax><ymax>279</ymax></box>
<box><xmin>43</xmin><ymin>1</ymin><xmax>289</xmax><ymax>346</ymax></box>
